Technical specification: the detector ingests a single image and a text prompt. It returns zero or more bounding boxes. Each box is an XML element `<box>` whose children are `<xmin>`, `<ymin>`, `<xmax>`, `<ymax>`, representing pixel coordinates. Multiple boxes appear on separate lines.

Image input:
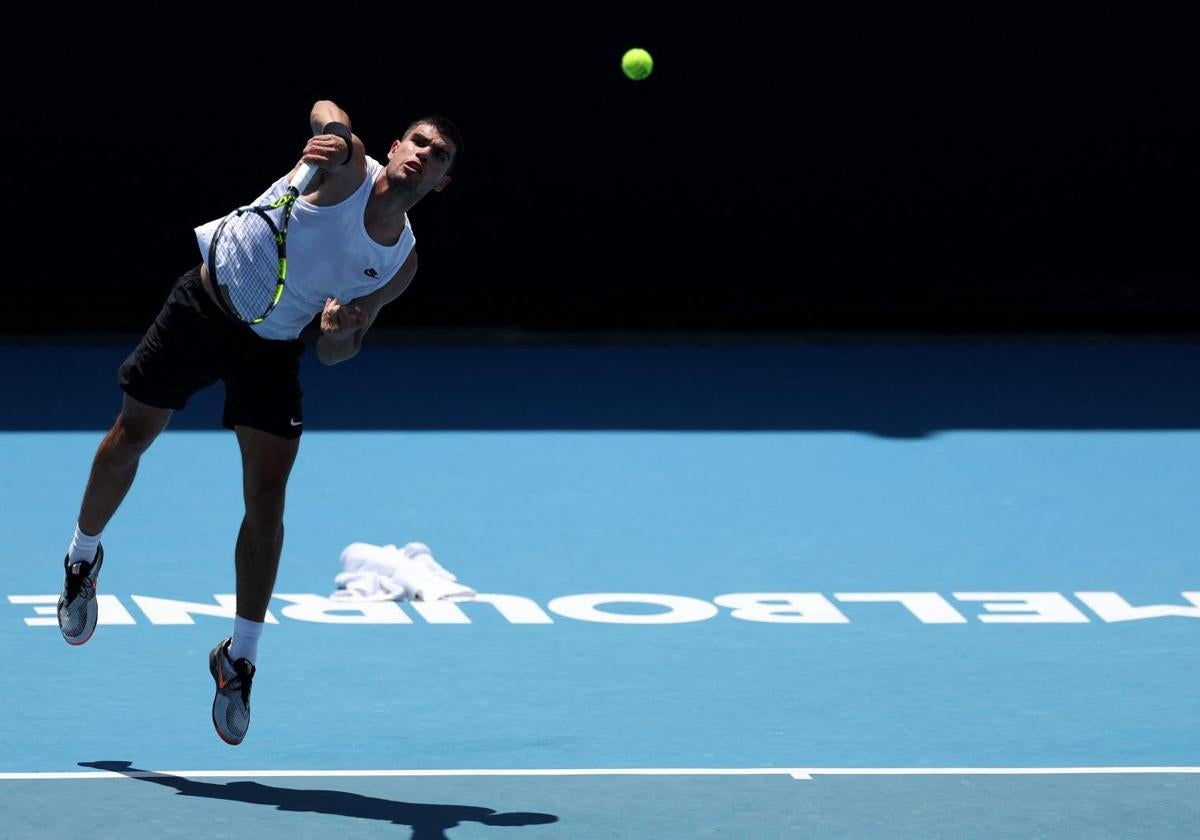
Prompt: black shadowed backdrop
<box><xmin>7</xmin><ymin>1</ymin><xmax>1197</xmax><ymax>336</ymax></box>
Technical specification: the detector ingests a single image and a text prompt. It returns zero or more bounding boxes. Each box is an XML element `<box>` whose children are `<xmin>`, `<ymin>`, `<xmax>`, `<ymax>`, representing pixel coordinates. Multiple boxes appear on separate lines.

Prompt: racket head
<box><xmin>208</xmin><ymin>206</ymin><xmax>287</xmax><ymax>324</ymax></box>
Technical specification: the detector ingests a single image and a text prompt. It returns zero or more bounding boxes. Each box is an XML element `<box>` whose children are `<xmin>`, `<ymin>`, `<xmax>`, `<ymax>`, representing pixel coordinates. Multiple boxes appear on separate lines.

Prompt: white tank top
<box><xmin>195</xmin><ymin>155</ymin><xmax>415</xmax><ymax>340</ymax></box>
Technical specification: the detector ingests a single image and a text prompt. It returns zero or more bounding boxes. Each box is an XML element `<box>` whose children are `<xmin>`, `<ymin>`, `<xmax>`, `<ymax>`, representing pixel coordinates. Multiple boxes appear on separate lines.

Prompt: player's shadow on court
<box><xmin>79</xmin><ymin>761</ymin><xmax>558</xmax><ymax>840</ymax></box>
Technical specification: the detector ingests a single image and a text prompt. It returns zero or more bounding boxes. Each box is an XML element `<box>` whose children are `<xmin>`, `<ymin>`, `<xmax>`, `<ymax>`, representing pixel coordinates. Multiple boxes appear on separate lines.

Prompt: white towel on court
<box><xmin>331</xmin><ymin>542</ymin><xmax>477</xmax><ymax>602</ymax></box>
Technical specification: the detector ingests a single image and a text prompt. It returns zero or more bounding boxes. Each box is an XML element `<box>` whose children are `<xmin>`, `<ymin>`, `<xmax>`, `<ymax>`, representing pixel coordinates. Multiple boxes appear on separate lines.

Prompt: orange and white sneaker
<box><xmin>208</xmin><ymin>638</ymin><xmax>255</xmax><ymax>745</ymax></box>
<box><xmin>57</xmin><ymin>545</ymin><xmax>104</xmax><ymax>646</ymax></box>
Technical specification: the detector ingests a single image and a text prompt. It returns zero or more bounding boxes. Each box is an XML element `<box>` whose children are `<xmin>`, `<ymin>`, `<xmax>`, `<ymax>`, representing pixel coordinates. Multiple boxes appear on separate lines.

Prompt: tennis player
<box><xmin>56</xmin><ymin>100</ymin><xmax>461</xmax><ymax>745</ymax></box>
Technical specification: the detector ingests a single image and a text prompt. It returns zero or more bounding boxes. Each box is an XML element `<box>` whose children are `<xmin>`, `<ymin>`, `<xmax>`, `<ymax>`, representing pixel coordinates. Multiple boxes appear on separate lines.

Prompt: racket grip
<box><xmin>290</xmin><ymin>161</ymin><xmax>319</xmax><ymax>194</ymax></box>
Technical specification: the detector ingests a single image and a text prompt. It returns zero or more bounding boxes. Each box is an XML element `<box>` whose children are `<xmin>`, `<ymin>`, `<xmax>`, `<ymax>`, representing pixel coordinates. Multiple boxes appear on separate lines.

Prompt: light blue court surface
<box><xmin>1</xmin><ymin>339</ymin><xmax>1198</xmax><ymax>838</ymax></box>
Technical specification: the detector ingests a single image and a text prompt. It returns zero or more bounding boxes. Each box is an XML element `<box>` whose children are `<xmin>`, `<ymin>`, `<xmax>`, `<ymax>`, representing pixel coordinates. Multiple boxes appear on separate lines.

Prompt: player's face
<box><xmin>388</xmin><ymin>125</ymin><xmax>455</xmax><ymax>194</ymax></box>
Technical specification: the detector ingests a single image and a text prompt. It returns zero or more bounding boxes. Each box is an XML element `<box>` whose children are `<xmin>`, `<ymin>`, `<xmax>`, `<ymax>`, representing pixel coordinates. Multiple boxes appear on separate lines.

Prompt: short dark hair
<box><xmin>404</xmin><ymin>115</ymin><xmax>463</xmax><ymax>173</ymax></box>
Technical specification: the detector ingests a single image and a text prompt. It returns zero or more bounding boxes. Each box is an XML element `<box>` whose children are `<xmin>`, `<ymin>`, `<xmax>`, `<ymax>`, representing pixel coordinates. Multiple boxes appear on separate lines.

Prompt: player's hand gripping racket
<box><xmin>208</xmin><ymin>162</ymin><xmax>318</xmax><ymax>324</ymax></box>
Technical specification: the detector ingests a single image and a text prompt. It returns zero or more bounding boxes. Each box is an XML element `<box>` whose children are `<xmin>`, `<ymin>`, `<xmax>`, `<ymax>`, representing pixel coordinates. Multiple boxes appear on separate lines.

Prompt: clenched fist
<box><xmin>321</xmin><ymin>298</ymin><xmax>366</xmax><ymax>334</ymax></box>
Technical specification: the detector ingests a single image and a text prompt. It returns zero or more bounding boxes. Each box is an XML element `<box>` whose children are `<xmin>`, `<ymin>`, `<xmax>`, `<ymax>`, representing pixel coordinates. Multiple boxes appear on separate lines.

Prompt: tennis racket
<box><xmin>208</xmin><ymin>161</ymin><xmax>318</xmax><ymax>324</ymax></box>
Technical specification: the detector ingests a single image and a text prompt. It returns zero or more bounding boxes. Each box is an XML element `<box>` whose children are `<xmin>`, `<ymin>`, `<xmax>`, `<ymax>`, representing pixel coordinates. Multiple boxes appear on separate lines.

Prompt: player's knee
<box><xmin>243</xmin><ymin>479</ymin><xmax>288</xmax><ymax>515</ymax></box>
<box><xmin>111</xmin><ymin>413</ymin><xmax>164</xmax><ymax>455</ymax></box>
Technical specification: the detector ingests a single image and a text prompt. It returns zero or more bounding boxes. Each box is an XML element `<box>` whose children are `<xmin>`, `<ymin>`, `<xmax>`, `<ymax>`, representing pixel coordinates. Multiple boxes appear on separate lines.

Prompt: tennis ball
<box><xmin>621</xmin><ymin>48</ymin><xmax>653</xmax><ymax>80</ymax></box>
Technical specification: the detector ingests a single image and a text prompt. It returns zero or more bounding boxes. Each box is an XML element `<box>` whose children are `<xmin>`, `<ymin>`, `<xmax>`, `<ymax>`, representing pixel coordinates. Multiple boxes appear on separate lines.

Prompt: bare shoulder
<box><xmin>399</xmin><ymin>248</ymin><xmax>418</xmax><ymax>274</ymax></box>
<box><xmin>388</xmin><ymin>249</ymin><xmax>418</xmax><ymax>290</ymax></box>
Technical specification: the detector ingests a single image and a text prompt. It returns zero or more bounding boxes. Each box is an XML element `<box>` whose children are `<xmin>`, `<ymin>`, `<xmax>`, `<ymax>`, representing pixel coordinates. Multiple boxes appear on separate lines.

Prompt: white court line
<box><xmin>2</xmin><ymin>767</ymin><xmax>1199</xmax><ymax>782</ymax></box>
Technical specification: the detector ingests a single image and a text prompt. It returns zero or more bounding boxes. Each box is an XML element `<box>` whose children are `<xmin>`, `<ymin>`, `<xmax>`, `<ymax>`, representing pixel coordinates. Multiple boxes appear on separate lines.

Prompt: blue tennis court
<box><xmin>2</xmin><ymin>338</ymin><xmax>1197</xmax><ymax>838</ymax></box>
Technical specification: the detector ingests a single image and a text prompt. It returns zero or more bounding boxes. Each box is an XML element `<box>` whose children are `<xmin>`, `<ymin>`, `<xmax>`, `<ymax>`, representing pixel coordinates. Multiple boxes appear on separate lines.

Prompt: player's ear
<box><xmin>387</xmin><ymin>138</ymin><xmax>402</xmax><ymax>158</ymax></box>
<box><xmin>433</xmin><ymin>175</ymin><xmax>452</xmax><ymax>193</ymax></box>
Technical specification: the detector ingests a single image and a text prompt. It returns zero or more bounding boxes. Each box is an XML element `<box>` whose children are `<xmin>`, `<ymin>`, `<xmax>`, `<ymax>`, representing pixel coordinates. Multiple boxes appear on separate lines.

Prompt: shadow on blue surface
<box><xmin>4</xmin><ymin>338</ymin><xmax>1199</xmax><ymax>435</ymax></box>
<box><xmin>79</xmin><ymin>761</ymin><xmax>557</xmax><ymax>839</ymax></box>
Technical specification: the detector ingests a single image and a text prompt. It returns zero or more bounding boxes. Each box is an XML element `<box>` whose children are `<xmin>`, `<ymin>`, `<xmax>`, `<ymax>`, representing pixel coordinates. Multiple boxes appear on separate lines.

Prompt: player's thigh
<box><xmin>221</xmin><ymin>338</ymin><xmax>305</xmax><ymax>442</ymax></box>
<box><xmin>233</xmin><ymin>424</ymin><xmax>300</xmax><ymax>504</ymax></box>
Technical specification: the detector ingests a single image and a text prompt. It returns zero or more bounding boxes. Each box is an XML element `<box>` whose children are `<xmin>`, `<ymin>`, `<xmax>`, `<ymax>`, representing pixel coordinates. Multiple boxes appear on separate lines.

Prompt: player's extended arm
<box><xmin>316</xmin><ymin>251</ymin><xmax>419</xmax><ymax>366</ymax></box>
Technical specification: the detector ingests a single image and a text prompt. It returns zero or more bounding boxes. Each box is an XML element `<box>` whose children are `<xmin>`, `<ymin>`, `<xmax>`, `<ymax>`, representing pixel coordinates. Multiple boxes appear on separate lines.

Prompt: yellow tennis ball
<box><xmin>621</xmin><ymin>48</ymin><xmax>653</xmax><ymax>80</ymax></box>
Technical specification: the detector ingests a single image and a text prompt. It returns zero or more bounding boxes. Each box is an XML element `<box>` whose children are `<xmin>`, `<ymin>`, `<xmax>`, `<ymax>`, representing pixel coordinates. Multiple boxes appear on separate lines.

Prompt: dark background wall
<box><xmin>7</xmin><ymin>1</ymin><xmax>1197</xmax><ymax>335</ymax></box>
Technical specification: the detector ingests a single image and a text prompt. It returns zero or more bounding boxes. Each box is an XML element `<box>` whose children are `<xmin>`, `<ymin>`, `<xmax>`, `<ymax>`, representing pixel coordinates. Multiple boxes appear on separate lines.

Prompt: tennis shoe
<box><xmin>58</xmin><ymin>545</ymin><xmax>104</xmax><ymax>646</ymax></box>
<box><xmin>209</xmin><ymin>637</ymin><xmax>255</xmax><ymax>745</ymax></box>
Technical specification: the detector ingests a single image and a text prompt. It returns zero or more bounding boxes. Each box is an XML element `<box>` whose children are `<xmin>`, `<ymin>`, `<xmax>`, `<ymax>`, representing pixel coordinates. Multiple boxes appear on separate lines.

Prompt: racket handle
<box><xmin>289</xmin><ymin>161</ymin><xmax>319</xmax><ymax>195</ymax></box>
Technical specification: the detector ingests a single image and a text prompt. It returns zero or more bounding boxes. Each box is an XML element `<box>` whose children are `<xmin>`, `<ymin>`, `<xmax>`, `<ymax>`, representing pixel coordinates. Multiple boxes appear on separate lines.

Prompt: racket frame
<box><xmin>208</xmin><ymin>162</ymin><xmax>318</xmax><ymax>324</ymax></box>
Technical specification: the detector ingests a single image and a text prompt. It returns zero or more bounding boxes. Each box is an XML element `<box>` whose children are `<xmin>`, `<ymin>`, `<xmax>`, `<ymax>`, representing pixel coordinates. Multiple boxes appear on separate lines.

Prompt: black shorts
<box><xmin>118</xmin><ymin>266</ymin><xmax>305</xmax><ymax>439</ymax></box>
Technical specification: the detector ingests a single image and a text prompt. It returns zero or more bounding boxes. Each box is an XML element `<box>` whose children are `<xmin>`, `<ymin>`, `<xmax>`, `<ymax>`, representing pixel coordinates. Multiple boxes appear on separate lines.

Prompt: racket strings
<box><xmin>211</xmin><ymin>208</ymin><xmax>288</xmax><ymax>321</ymax></box>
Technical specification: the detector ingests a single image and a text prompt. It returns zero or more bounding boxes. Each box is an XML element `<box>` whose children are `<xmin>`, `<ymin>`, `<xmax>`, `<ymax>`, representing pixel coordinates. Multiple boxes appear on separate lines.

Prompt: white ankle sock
<box><xmin>68</xmin><ymin>524</ymin><xmax>102</xmax><ymax>566</ymax></box>
<box><xmin>228</xmin><ymin>616</ymin><xmax>264</xmax><ymax>665</ymax></box>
